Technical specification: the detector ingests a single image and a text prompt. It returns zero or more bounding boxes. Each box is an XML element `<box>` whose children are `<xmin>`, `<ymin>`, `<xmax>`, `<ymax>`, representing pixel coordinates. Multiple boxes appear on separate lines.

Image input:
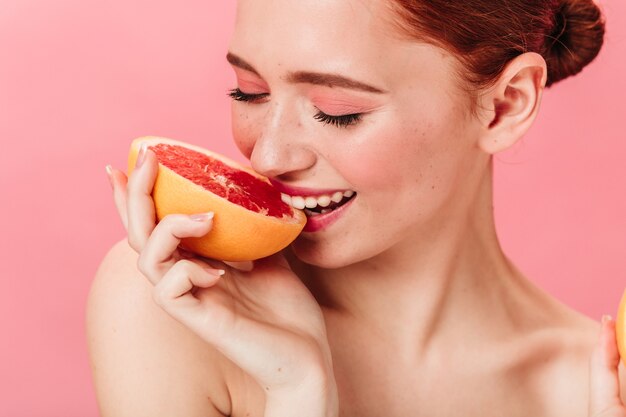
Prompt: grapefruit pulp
<box><xmin>616</xmin><ymin>289</ymin><xmax>626</xmax><ymax>365</ymax></box>
<box><xmin>127</xmin><ymin>136</ymin><xmax>306</xmax><ymax>261</ymax></box>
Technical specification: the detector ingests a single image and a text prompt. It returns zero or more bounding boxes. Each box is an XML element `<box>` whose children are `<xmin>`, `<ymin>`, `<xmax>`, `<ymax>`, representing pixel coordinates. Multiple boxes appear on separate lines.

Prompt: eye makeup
<box><xmin>228</xmin><ymin>70</ymin><xmax>382</xmax><ymax>129</ymax></box>
<box><xmin>228</xmin><ymin>88</ymin><xmax>268</xmax><ymax>102</ymax></box>
<box><xmin>313</xmin><ymin>112</ymin><xmax>362</xmax><ymax>128</ymax></box>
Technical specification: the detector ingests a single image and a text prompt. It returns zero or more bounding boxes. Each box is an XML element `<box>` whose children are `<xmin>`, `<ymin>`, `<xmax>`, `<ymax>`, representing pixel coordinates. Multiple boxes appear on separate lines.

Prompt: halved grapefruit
<box><xmin>616</xmin><ymin>289</ymin><xmax>626</xmax><ymax>365</ymax></box>
<box><xmin>127</xmin><ymin>136</ymin><xmax>306</xmax><ymax>261</ymax></box>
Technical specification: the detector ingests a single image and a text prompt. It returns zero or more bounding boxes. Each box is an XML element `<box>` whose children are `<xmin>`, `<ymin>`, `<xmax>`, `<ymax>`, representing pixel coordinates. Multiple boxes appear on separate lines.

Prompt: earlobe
<box><xmin>478</xmin><ymin>52</ymin><xmax>547</xmax><ymax>154</ymax></box>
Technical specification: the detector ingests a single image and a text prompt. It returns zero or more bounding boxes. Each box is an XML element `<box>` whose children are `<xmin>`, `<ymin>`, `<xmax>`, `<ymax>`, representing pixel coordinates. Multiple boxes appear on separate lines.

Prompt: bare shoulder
<box><xmin>544</xmin><ymin>310</ymin><xmax>604</xmax><ymax>416</ymax></box>
<box><xmin>506</xmin><ymin>302</ymin><xmax>601</xmax><ymax>417</ymax></box>
<box><xmin>86</xmin><ymin>239</ymin><xmax>232</xmax><ymax>417</ymax></box>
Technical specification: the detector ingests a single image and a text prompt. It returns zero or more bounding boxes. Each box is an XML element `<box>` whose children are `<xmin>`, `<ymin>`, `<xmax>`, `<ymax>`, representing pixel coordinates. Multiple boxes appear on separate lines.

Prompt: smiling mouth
<box><xmin>281</xmin><ymin>190</ymin><xmax>357</xmax><ymax>217</ymax></box>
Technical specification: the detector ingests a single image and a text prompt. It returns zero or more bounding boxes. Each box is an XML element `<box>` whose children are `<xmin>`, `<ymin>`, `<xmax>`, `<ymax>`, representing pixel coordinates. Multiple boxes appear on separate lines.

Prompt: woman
<box><xmin>87</xmin><ymin>0</ymin><xmax>622</xmax><ymax>416</ymax></box>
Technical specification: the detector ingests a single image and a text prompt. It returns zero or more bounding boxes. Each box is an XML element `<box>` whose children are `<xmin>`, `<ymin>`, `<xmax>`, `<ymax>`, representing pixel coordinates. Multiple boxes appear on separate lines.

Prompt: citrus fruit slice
<box><xmin>616</xmin><ymin>289</ymin><xmax>626</xmax><ymax>365</ymax></box>
<box><xmin>127</xmin><ymin>136</ymin><xmax>306</xmax><ymax>261</ymax></box>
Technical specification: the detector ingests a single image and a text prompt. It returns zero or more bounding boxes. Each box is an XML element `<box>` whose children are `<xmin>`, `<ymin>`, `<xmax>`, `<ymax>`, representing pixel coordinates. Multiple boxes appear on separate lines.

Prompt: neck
<box><xmin>289</xmin><ymin>161</ymin><xmax>542</xmax><ymax>358</ymax></box>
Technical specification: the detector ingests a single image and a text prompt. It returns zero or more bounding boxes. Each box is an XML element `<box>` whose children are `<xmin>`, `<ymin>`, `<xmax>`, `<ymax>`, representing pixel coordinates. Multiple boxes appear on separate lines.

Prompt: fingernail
<box><xmin>204</xmin><ymin>267</ymin><xmax>225</xmax><ymax>276</ymax></box>
<box><xmin>105</xmin><ymin>165</ymin><xmax>114</xmax><ymax>189</ymax></box>
<box><xmin>190</xmin><ymin>212</ymin><xmax>214</xmax><ymax>222</ymax></box>
<box><xmin>602</xmin><ymin>314</ymin><xmax>613</xmax><ymax>324</ymax></box>
<box><xmin>136</xmin><ymin>142</ymin><xmax>148</xmax><ymax>168</ymax></box>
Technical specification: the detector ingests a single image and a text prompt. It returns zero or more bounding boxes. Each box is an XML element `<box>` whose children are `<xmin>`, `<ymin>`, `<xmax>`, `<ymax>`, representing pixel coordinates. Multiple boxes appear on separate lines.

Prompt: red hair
<box><xmin>387</xmin><ymin>0</ymin><xmax>605</xmax><ymax>103</ymax></box>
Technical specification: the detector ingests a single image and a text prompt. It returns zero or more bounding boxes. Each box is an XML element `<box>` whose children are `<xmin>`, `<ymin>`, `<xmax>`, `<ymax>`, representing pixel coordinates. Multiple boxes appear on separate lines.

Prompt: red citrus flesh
<box><xmin>126</xmin><ymin>136</ymin><xmax>306</xmax><ymax>261</ymax></box>
<box><xmin>150</xmin><ymin>143</ymin><xmax>291</xmax><ymax>218</ymax></box>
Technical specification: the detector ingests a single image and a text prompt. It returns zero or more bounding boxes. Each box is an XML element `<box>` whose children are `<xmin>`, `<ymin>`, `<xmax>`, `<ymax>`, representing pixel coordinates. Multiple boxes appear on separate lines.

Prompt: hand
<box><xmin>106</xmin><ymin>146</ymin><xmax>338</xmax><ymax>416</ymax></box>
<box><xmin>589</xmin><ymin>315</ymin><xmax>626</xmax><ymax>417</ymax></box>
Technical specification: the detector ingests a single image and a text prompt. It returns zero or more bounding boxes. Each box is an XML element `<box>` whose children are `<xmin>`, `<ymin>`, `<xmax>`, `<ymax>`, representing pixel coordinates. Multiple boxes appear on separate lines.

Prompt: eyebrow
<box><xmin>226</xmin><ymin>52</ymin><xmax>387</xmax><ymax>94</ymax></box>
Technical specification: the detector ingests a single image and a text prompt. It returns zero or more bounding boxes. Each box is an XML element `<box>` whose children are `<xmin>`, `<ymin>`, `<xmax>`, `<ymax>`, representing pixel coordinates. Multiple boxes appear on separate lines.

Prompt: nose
<box><xmin>248</xmin><ymin>100</ymin><xmax>317</xmax><ymax>179</ymax></box>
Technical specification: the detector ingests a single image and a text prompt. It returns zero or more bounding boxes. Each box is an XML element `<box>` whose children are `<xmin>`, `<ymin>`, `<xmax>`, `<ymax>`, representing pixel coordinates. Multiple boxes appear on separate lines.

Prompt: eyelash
<box><xmin>228</xmin><ymin>88</ymin><xmax>268</xmax><ymax>102</ymax></box>
<box><xmin>313</xmin><ymin>112</ymin><xmax>362</xmax><ymax>128</ymax></box>
<box><xmin>227</xmin><ymin>88</ymin><xmax>363</xmax><ymax>128</ymax></box>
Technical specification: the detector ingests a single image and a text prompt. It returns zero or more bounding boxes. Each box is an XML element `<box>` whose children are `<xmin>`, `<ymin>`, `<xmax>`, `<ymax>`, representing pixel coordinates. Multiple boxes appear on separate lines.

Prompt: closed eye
<box><xmin>228</xmin><ymin>88</ymin><xmax>269</xmax><ymax>102</ymax></box>
<box><xmin>229</xmin><ymin>88</ymin><xmax>363</xmax><ymax>128</ymax></box>
<box><xmin>313</xmin><ymin>111</ymin><xmax>362</xmax><ymax>128</ymax></box>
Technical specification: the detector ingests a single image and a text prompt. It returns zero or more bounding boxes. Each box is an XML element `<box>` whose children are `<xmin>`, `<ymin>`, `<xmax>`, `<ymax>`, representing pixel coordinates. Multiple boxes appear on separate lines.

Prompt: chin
<box><xmin>289</xmin><ymin>237</ymin><xmax>374</xmax><ymax>270</ymax></box>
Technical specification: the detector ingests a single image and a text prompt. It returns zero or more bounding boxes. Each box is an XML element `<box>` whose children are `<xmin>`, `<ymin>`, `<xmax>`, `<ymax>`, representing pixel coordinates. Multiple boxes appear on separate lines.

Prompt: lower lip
<box><xmin>302</xmin><ymin>195</ymin><xmax>356</xmax><ymax>233</ymax></box>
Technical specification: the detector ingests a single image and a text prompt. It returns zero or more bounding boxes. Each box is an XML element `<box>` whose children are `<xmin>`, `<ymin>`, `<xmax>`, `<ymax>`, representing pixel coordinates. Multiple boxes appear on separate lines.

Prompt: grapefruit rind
<box><xmin>127</xmin><ymin>136</ymin><xmax>306</xmax><ymax>261</ymax></box>
<box><xmin>617</xmin><ymin>289</ymin><xmax>626</xmax><ymax>365</ymax></box>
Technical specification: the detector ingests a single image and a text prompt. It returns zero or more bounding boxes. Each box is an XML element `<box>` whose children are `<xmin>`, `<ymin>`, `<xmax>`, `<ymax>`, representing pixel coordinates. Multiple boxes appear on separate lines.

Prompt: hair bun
<box><xmin>544</xmin><ymin>0</ymin><xmax>605</xmax><ymax>87</ymax></box>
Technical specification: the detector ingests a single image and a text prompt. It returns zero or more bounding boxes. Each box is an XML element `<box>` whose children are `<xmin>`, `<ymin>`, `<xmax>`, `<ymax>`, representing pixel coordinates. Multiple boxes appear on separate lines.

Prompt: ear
<box><xmin>477</xmin><ymin>52</ymin><xmax>547</xmax><ymax>154</ymax></box>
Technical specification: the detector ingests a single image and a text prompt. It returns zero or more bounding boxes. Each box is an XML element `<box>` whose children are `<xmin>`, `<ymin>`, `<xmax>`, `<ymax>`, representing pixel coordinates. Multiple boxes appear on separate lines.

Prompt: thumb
<box><xmin>589</xmin><ymin>315</ymin><xmax>622</xmax><ymax>416</ymax></box>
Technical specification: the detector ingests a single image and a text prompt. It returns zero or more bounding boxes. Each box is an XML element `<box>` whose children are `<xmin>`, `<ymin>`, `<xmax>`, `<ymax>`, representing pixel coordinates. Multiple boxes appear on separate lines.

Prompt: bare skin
<box><xmin>88</xmin><ymin>238</ymin><xmax>622</xmax><ymax>417</ymax></box>
<box><xmin>87</xmin><ymin>0</ymin><xmax>626</xmax><ymax>416</ymax></box>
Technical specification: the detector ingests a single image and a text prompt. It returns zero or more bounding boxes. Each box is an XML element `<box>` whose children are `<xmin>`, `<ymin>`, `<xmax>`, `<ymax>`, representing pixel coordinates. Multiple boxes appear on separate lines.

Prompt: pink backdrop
<box><xmin>0</xmin><ymin>1</ymin><xmax>624</xmax><ymax>415</ymax></box>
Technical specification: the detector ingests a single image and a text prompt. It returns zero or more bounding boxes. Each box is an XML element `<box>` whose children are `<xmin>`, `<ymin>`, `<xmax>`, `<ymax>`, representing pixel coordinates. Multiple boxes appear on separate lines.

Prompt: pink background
<box><xmin>0</xmin><ymin>1</ymin><xmax>624</xmax><ymax>415</ymax></box>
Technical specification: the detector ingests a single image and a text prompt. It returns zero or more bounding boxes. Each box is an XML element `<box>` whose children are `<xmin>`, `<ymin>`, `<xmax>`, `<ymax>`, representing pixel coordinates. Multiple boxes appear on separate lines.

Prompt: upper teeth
<box><xmin>281</xmin><ymin>190</ymin><xmax>354</xmax><ymax>210</ymax></box>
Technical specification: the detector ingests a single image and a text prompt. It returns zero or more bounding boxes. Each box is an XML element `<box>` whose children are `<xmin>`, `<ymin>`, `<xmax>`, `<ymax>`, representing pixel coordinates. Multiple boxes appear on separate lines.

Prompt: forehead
<box><xmin>231</xmin><ymin>0</ymin><xmax>399</xmax><ymax>66</ymax></box>
<box><xmin>230</xmin><ymin>0</ymin><xmax>467</xmax><ymax>104</ymax></box>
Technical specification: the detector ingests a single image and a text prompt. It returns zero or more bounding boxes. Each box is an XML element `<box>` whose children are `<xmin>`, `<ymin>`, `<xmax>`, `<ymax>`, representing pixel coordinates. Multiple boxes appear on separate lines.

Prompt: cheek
<box><xmin>335</xmin><ymin>114</ymin><xmax>469</xmax><ymax>222</ymax></box>
<box><xmin>337</xmin><ymin>123</ymin><xmax>432</xmax><ymax>191</ymax></box>
<box><xmin>231</xmin><ymin>105</ymin><xmax>259</xmax><ymax>160</ymax></box>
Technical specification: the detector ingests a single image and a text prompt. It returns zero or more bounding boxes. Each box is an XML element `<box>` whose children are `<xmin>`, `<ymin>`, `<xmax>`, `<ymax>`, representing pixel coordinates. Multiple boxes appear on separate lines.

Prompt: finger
<box><xmin>152</xmin><ymin>258</ymin><xmax>228</xmax><ymax>335</ymax></box>
<box><xmin>107</xmin><ymin>166</ymin><xmax>129</xmax><ymax>230</ymax></box>
<box><xmin>126</xmin><ymin>144</ymin><xmax>158</xmax><ymax>252</ymax></box>
<box><xmin>589</xmin><ymin>315</ymin><xmax>622</xmax><ymax>415</ymax></box>
<box><xmin>153</xmin><ymin>260</ymin><xmax>316</xmax><ymax>383</ymax></box>
<box><xmin>137</xmin><ymin>212</ymin><xmax>215</xmax><ymax>285</ymax></box>
<box><xmin>154</xmin><ymin>260</ymin><xmax>296</xmax><ymax>368</ymax></box>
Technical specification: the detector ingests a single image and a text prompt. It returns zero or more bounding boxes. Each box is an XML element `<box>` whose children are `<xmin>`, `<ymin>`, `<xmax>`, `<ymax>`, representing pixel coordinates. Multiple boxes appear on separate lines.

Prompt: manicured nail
<box><xmin>105</xmin><ymin>165</ymin><xmax>114</xmax><ymax>189</ymax></box>
<box><xmin>136</xmin><ymin>142</ymin><xmax>148</xmax><ymax>168</ymax></box>
<box><xmin>602</xmin><ymin>314</ymin><xmax>612</xmax><ymax>324</ymax></box>
<box><xmin>190</xmin><ymin>212</ymin><xmax>214</xmax><ymax>222</ymax></box>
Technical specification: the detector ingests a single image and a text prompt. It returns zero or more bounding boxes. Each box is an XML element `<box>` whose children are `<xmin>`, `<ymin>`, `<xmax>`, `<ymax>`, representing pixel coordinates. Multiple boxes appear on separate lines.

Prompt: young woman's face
<box><xmin>228</xmin><ymin>0</ymin><xmax>488</xmax><ymax>268</ymax></box>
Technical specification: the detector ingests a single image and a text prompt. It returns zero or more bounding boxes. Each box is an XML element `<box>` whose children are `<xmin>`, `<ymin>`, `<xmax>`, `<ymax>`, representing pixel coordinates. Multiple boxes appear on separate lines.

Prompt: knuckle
<box><xmin>151</xmin><ymin>284</ymin><xmax>169</xmax><ymax>307</ymax></box>
<box><xmin>127</xmin><ymin>235</ymin><xmax>141</xmax><ymax>253</ymax></box>
<box><xmin>136</xmin><ymin>251</ymin><xmax>155</xmax><ymax>276</ymax></box>
<box><xmin>126</xmin><ymin>169</ymin><xmax>141</xmax><ymax>191</ymax></box>
<box><xmin>171</xmin><ymin>259</ymin><xmax>197</xmax><ymax>278</ymax></box>
<box><xmin>156</xmin><ymin>214</ymin><xmax>184</xmax><ymax>233</ymax></box>
<box><xmin>162</xmin><ymin>213</ymin><xmax>185</xmax><ymax>225</ymax></box>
